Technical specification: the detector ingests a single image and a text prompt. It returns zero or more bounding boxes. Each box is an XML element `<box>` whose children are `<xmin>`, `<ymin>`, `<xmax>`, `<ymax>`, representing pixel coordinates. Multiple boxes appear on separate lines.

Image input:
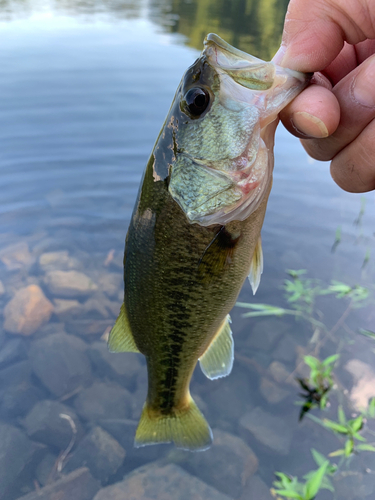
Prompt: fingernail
<box><xmin>291</xmin><ymin>111</ymin><xmax>329</xmax><ymax>138</ymax></box>
<box><xmin>352</xmin><ymin>58</ymin><xmax>375</xmax><ymax>107</ymax></box>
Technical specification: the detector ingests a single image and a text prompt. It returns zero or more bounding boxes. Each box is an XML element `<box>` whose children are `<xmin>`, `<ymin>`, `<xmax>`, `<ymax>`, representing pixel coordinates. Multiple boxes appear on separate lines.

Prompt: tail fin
<box><xmin>134</xmin><ymin>396</ymin><xmax>213</xmax><ymax>451</ymax></box>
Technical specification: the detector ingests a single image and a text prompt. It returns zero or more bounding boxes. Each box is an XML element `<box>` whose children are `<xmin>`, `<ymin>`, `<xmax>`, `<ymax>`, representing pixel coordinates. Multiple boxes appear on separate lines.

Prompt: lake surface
<box><xmin>1</xmin><ymin>1</ymin><xmax>375</xmax><ymax>499</ymax></box>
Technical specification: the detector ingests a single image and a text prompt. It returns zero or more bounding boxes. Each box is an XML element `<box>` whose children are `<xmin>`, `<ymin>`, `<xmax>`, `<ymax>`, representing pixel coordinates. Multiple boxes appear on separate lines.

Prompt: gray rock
<box><xmin>0</xmin><ymin>242</ymin><xmax>34</xmax><ymax>270</ymax></box>
<box><xmin>0</xmin><ymin>423</ymin><xmax>46</xmax><ymax>500</ymax></box>
<box><xmin>240</xmin><ymin>407</ymin><xmax>293</xmax><ymax>455</ymax></box>
<box><xmin>0</xmin><ymin>337</ymin><xmax>27</xmax><ymax>368</ymax></box>
<box><xmin>65</xmin><ymin>318</ymin><xmax>114</xmax><ymax>337</ymax></box>
<box><xmin>74</xmin><ymin>381</ymin><xmax>132</xmax><ymax>422</ymax></box>
<box><xmin>98</xmin><ymin>418</ymin><xmax>169</xmax><ymax>464</ymax></box>
<box><xmin>44</xmin><ymin>270</ymin><xmax>97</xmax><ymax>297</ymax></box>
<box><xmin>88</xmin><ymin>341</ymin><xmax>143</xmax><ymax>390</ymax></box>
<box><xmin>272</xmin><ymin>334</ymin><xmax>298</xmax><ymax>363</ymax></box>
<box><xmin>239</xmin><ymin>475</ymin><xmax>273</xmax><ymax>500</ymax></box>
<box><xmin>23</xmin><ymin>400</ymin><xmax>84</xmax><ymax>450</ymax></box>
<box><xmin>39</xmin><ymin>251</ymin><xmax>80</xmax><ymax>272</ymax></box>
<box><xmin>97</xmin><ymin>273</ymin><xmax>123</xmax><ymax>298</ymax></box>
<box><xmin>0</xmin><ymin>361</ymin><xmax>46</xmax><ymax>418</ymax></box>
<box><xmin>35</xmin><ymin>452</ymin><xmax>58</xmax><ymax>486</ymax></box>
<box><xmin>243</xmin><ymin>318</ymin><xmax>289</xmax><ymax>351</ymax></box>
<box><xmin>29</xmin><ymin>333</ymin><xmax>92</xmax><ymax>397</ymax></box>
<box><xmin>15</xmin><ymin>467</ymin><xmax>100</xmax><ymax>500</ymax></box>
<box><xmin>181</xmin><ymin>428</ymin><xmax>258</xmax><ymax>498</ymax></box>
<box><xmin>53</xmin><ymin>299</ymin><xmax>82</xmax><ymax>320</ymax></box>
<box><xmin>64</xmin><ymin>426</ymin><xmax>126</xmax><ymax>483</ymax></box>
<box><xmin>93</xmin><ymin>463</ymin><xmax>232</xmax><ymax>500</ymax></box>
<box><xmin>259</xmin><ymin>378</ymin><xmax>290</xmax><ymax>404</ymax></box>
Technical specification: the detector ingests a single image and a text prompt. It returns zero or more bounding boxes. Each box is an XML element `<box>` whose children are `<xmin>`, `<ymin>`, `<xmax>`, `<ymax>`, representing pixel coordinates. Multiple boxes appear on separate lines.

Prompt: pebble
<box><xmin>0</xmin><ymin>361</ymin><xmax>46</xmax><ymax>418</ymax></box>
<box><xmin>97</xmin><ymin>273</ymin><xmax>123</xmax><ymax>298</ymax></box>
<box><xmin>259</xmin><ymin>377</ymin><xmax>290</xmax><ymax>404</ymax></box>
<box><xmin>64</xmin><ymin>426</ymin><xmax>126</xmax><ymax>483</ymax></box>
<box><xmin>39</xmin><ymin>251</ymin><xmax>80</xmax><ymax>272</ymax></box>
<box><xmin>3</xmin><ymin>285</ymin><xmax>54</xmax><ymax>336</ymax></box>
<box><xmin>65</xmin><ymin>319</ymin><xmax>114</xmax><ymax>337</ymax></box>
<box><xmin>29</xmin><ymin>333</ymin><xmax>92</xmax><ymax>397</ymax></box>
<box><xmin>53</xmin><ymin>299</ymin><xmax>82</xmax><ymax>320</ymax></box>
<box><xmin>345</xmin><ymin>359</ymin><xmax>375</xmax><ymax>409</ymax></box>
<box><xmin>272</xmin><ymin>334</ymin><xmax>298</xmax><ymax>363</ymax></box>
<box><xmin>23</xmin><ymin>399</ymin><xmax>84</xmax><ymax>450</ymax></box>
<box><xmin>0</xmin><ymin>337</ymin><xmax>27</xmax><ymax>369</ymax></box>
<box><xmin>239</xmin><ymin>406</ymin><xmax>292</xmax><ymax>455</ymax></box>
<box><xmin>0</xmin><ymin>422</ymin><xmax>46</xmax><ymax>500</ymax></box>
<box><xmin>242</xmin><ymin>318</ymin><xmax>289</xmax><ymax>351</ymax></box>
<box><xmin>88</xmin><ymin>341</ymin><xmax>143</xmax><ymax>390</ymax></box>
<box><xmin>0</xmin><ymin>242</ymin><xmax>34</xmax><ymax>270</ymax></box>
<box><xmin>0</xmin><ymin>280</ymin><xmax>5</xmax><ymax>295</ymax></box>
<box><xmin>180</xmin><ymin>428</ymin><xmax>258</xmax><ymax>498</ymax></box>
<box><xmin>74</xmin><ymin>381</ymin><xmax>133</xmax><ymax>422</ymax></box>
<box><xmin>35</xmin><ymin>452</ymin><xmax>58</xmax><ymax>486</ymax></box>
<box><xmin>15</xmin><ymin>467</ymin><xmax>100</xmax><ymax>500</ymax></box>
<box><xmin>93</xmin><ymin>463</ymin><xmax>232</xmax><ymax>500</ymax></box>
<box><xmin>44</xmin><ymin>270</ymin><xmax>97</xmax><ymax>297</ymax></box>
<box><xmin>239</xmin><ymin>475</ymin><xmax>273</xmax><ymax>500</ymax></box>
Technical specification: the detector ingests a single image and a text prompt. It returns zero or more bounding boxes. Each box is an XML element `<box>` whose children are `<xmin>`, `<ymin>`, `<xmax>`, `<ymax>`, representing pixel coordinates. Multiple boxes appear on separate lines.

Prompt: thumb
<box><xmin>274</xmin><ymin>0</ymin><xmax>375</xmax><ymax>72</ymax></box>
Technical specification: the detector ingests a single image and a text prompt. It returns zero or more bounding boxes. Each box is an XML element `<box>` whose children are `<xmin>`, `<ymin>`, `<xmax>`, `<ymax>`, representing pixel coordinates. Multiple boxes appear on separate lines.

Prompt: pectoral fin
<box><xmin>248</xmin><ymin>236</ymin><xmax>263</xmax><ymax>295</ymax></box>
<box><xmin>199</xmin><ymin>315</ymin><xmax>233</xmax><ymax>380</ymax></box>
<box><xmin>108</xmin><ymin>303</ymin><xmax>140</xmax><ymax>353</ymax></box>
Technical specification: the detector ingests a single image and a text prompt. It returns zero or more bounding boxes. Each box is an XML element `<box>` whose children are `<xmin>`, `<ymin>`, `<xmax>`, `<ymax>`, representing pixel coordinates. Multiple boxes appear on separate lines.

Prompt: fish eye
<box><xmin>184</xmin><ymin>87</ymin><xmax>210</xmax><ymax>117</ymax></box>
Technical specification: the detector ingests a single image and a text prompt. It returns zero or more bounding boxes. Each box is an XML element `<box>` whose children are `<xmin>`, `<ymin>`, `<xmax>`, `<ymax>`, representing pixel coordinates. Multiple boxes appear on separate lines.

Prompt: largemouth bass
<box><xmin>109</xmin><ymin>34</ymin><xmax>308</xmax><ymax>451</ymax></box>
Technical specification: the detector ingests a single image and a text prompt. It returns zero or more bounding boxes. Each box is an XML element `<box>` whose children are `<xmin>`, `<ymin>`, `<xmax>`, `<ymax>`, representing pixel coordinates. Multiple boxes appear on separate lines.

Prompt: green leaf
<box><xmin>350</xmin><ymin>415</ymin><xmax>363</xmax><ymax>432</ymax></box>
<box><xmin>323</xmin><ymin>419</ymin><xmax>348</xmax><ymax>434</ymax></box>
<box><xmin>359</xmin><ymin>329</ymin><xmax>375</xmax><ymax>341</ymax></box>
<box><xmin>368</xmin><ymin>397</ymin><xmax>375</xmax><ymax>418</ymax></box>
<box><xmin>322</xmin><ymin>354</ymin><xmax>340</xmax><ymax>366</ymax></box>
<box><xmin>356</xmin><ymin>444</ymin><xmax>375</xmax><ymax>452</ymax></box>
<box><xmin>345</xmin><ymin>439</ymin><xmax>354</xmax><ymax>456</ymax></box>
<box><xmin>304</xmin><ymin>461</ymin><xmax>329</xmax><ymax>500</ymax></box>
<box><xmin>311</xmin><ymin>449</ymin><xmax>327</xmax><ymax>467</ymax></box>
<box><xmin>338</xmin><ymin>406</ymin><xmax>346</xmax><ymax>426</ymax></box>
<box><xmin>304</xmin><ymin>356</ymin><xmax>320</xmax><ymax>370</ymax></box>
<box><xmin>328</xmin><ymin>449</ymin><xmax>345</xmax><ymax>457</ymax></box>
<box><xmin>353</xmin><ymin>432</ymin><xmax>366</xmax><ymax>442</ymax></box>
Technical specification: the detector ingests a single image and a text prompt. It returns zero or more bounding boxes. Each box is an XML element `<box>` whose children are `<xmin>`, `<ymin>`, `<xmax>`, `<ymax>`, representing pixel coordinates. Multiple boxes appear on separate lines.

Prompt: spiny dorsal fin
<box><xmin>199</xmin><ymin>315</ymin><xmax>233</xmax><ymax>380</ymax></box>
<box><xmin>248</xmin><ymin>236</ymin><xmax>263</xmax><ymax>295</ymax></box>
<box><xmin>108</xmin><ymin>303</ymin><xmax>140</xmax><ymax>353</ymax></box>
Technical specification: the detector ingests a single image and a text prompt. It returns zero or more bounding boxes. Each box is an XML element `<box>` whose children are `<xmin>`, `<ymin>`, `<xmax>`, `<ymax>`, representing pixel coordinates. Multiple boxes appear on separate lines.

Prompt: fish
<box><xmin>109</xmin><ymin>33</ymin><xmax>309</xmax><ymax>451</ymax></box>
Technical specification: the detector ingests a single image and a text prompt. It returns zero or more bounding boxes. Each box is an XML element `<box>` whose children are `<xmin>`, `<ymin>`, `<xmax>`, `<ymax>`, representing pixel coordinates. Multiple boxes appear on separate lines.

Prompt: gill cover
<box><xmin>168</xmin><ymin>33</ymin><xmax>308</xmax><ymax>226</ymax></box>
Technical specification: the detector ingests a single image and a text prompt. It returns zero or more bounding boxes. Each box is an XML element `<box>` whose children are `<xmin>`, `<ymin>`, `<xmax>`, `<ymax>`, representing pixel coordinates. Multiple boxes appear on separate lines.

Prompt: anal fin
<box><xmin>248</xmin><ymin>236</ymin><xmax>263</xmax><ymax>295</ymax></box>
<box><xmin>108</xmin><ymin>303</ymin><xmax>140</xmax><ymax>353</ymax></box>
<box><xmin>199</xmin><ymin>315</ymin><xmax>233</xmax><ymax>380</ymax></box>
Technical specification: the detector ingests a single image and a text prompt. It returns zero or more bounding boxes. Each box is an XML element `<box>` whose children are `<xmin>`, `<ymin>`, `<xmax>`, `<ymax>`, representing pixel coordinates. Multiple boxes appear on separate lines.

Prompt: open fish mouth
<box><xmin>168</xmin><ymin>34</ymin><xmax>309</xmax><ymax>227</ymax></box>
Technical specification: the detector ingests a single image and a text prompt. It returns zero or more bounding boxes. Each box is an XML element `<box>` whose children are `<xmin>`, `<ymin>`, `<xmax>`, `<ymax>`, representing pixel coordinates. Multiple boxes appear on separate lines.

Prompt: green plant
<box><xmin>296</xmin><ymin>354</ymin><xmax>339</xmax><ymax>419</ymax></box>
<box><xmin>271</xmin><ymin>460</ymin><xmax>330</xmax><ymax>500</ymax></box>
<box><xmin>309</xmin><ymin>406</ymin><xmax>375</xmax><ymax>457</ymax></box>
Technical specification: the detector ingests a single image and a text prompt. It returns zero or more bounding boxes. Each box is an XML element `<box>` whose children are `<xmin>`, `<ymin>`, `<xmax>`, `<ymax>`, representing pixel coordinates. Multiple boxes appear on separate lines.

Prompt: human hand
<box><xmin>274</xmin><ymin>0</ymin><xmax>375</xmax><ymax>192</ymax></box>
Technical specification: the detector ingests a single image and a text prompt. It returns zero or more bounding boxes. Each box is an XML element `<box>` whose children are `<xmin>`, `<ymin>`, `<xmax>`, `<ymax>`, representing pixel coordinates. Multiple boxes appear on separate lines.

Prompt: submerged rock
<box><xmin>88</xmin><ymin>341</ymin><xmax>143</xmax><ymax>390</ymax></box>
<box><xmin>0</xmin><ymin>423</ymin><xmax>46</xmax><ymax>500</ymax></box>
<box><xmin>181</xmin><ymin>428</ymin><xmax>258</xmax><ymax>498</ymax></box>
<box><xmin>39</xmin><ymin>251</ymin><xmax>80</xmax><ymax>272</ymax></box>
<box><xmin>15</xmin><ymin>467</ymin><xmax>100</xmax><ymax>500</ymax></box>
<box><xmin>97</xmin><ymin>273</ymin><xmax>123</xmax><ymax>298</ymax></box>
<box><xmin>345</xmin><ymin>359</ymin><xmax>375</xmax><ymax>410</ymax></box>
<box><xmin>64</xmin><ymin>426</ymin><xmax>126</xmax><ymax>483</ymax></box>
<box><xmin>44</xmin><ymin>270</ymin><xmax>97</xmax><ymax>297</ymax></box>
<box><xmin>74</xmin><ymin>381</ymin><xmax>132</xmax><ymax>423</ymax></box>
<box><xmin>3</xmin><ymin>285</ymin><xmax>54</xmax><ymax>336</ymax></box>
<box><xmin>239</xmin><ymin>406</ymin><xmax>293</xmax><ymax>455</ymax></box>
<box><xmin>239</xmin><ymin>475</ymin><xmax>273</xmax><ymax>500</ymax></box>
<box><xmin>93</xmin><ymin>463</ymin><xmax>232</xmax><ymax>500</ymax></box>
<box><xmin>259</xmin><ymin>377</ymin><xmax>290</xmax><ymax>404</ymax></box>
<box><xmin>0</xmin><ymin>337</ymin><xmax>27</xmax><ymax>368</ymax></box>
<box><xmin>23</xmin><ymin>400</ymin><xmax>84</xmax><ymax>450</ymax></box>
<box><xmin>0</xmin><ymin>242</ymin><xmax>34</xmax><ymax>270</ymax></box>
<box><xmin>53</xmin><ymin>299</ymin><xmax>82</xmax><ymax>320</ymax></box>
<box><xmin>0</xmin><ymin>361</ymin><xmax>46</xmax><ymax>418</ymax></box>
<box><xmin>29</xmin><ymin>333</ymin><xmax>92</xmax><ymax>397</ymax></box>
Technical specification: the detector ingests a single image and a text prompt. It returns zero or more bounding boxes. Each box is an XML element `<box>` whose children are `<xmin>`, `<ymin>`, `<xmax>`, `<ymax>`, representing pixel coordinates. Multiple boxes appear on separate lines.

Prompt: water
<box><xmin>0</xmin><ymin>1</ymin><xmax>374</xmax><ymax>499</ymax></box>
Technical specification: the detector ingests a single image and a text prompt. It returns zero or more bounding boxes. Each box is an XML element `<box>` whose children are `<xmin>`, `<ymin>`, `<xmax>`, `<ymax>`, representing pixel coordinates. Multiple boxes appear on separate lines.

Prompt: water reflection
<box><xmin>150</xmin><ymin>0</ymin><xmax>289</xmax><ymax>59</ymax></box>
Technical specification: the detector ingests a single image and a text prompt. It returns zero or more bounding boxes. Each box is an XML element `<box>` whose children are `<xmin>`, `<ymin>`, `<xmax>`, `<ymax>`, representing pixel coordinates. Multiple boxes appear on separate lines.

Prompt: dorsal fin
<box><xmin>248</xmin><ymin>236</ymin><xmax>263</xmax><ymax>295</ymax></box>
<box><xmin>199</xmin><ymin>315</ymin><xmax>233</xmax><ymax>380</ymax></box>
<box><xmin>108</xmin><ymin>303</ymin><xmax>140</xmax><ymax>353</ymax></box>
